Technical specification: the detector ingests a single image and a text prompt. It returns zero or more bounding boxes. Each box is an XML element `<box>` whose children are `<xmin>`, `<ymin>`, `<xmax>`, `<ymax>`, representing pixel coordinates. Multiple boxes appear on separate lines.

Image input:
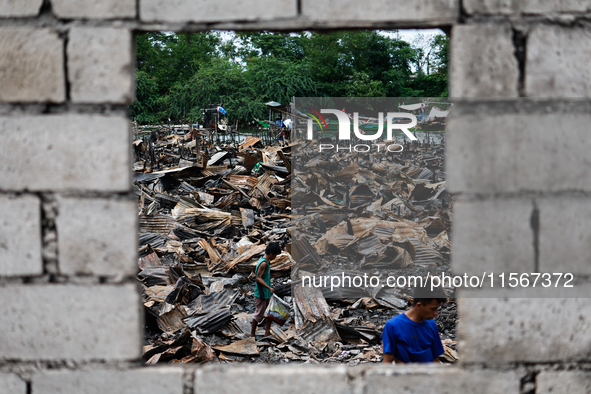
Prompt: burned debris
<box><xmin>134</xmin><ymin>107</ymin><xmax>457</xmax><ymax>365</ymax></box>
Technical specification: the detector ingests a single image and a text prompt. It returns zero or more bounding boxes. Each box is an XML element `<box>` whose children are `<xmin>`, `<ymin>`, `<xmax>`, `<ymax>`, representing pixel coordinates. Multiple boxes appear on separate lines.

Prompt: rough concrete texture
<box><xmin>301</xmin><ymin>0</ymin><xmax>458</xmax><ymax>22</ymax></box>
<box><xmin>140</xmin><ymin>0</ymin><xmax>297</xmax><ymax>23</ymax></box>
<box><xmin>68</xmin><ymin>27</ymin><xmax>133</xmax><ymax>104</ymax></box>
<box><xmin>195</xmin><ymin>365</ymin><xmax>352</xmax><ymax>394</ymax></box>
<box><xmin>0</xmin><ymin>373</ymin><xmax>26</xmax><ymax>394</ymax></box>
<box><xmin>0</xmin><ymin>27</ymin><xmax>65</xmax><ymax>103</ymax></box>
<box><xmin>365</xmin><ymin>366</ymin><xmax>521</xmax><ymax>394</ymax></box>
<box><xmin>447</xmin><ymin>113</ymin><xmax>591</xmax><ymax>194</ymax></box>
<box><xmin>452</xmin><ymin>198</ymin><xmax>534</xmax><ymax>275</ymax></box>
<box><xmin>56</xmin><ymin>197</ymin><xmax>137</xmax><ymax>277</ymax></box>
<box><xmin>526</xmin><ymin>26</ymin><xmax>591</xmax><ymax>97</ymax></box>
<box><xmin>0</xmin><ymin>284</ymin><xmax>141</xmax><ymax>360</ymax></box>
<box><xmin>537</xmin><ymin>371</ymin><xmax>591</xmax><ymax>394</ymax></box>
<box><xmin>464</xmin><ymin>0</ymin><xmax>590</xmax><ymax>14</ymax></box>
<box><xmin>459</xmin><ymin>298</ymin><xmax>591</xmax><ymax>363</ymax></box>
<box><xmin>538</xmin><ymin>197</ymin><xmax>591</xmax><ymax>275</ymax></box>
<box><xmin>34</xmin><ymin>368</ymin><xmax>183</xmax><ymax>394</ymax></box>
<box><xmin>0</xmin><ymin>0</ymin><xmax>43</xmax><ymax>17</ymax></box>
<box><xmin>0</xmin><ymin>195</ymin><xmax>42</xmax><ymax>276</ymax></box>
<box><xmin>0</xmin><ymin>114</ymin><xmax>131</xmax><ymax>192</ymax></box>
<box><xmin>450</xmin><ymin>24</ymin><xmax>518</xmax><ymax>97</ymax></box>
<box><xmin>52</xmin><ymin>0</ymin><xmax>136</xmax><ymax>19</ymax></box>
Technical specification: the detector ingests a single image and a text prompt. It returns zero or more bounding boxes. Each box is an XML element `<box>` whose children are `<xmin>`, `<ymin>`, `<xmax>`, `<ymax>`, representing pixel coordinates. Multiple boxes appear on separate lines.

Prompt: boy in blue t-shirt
<box><xmin>382</xmin><ymin>289</ymin><xmax>447</xmax><ymax>364</ymax></box>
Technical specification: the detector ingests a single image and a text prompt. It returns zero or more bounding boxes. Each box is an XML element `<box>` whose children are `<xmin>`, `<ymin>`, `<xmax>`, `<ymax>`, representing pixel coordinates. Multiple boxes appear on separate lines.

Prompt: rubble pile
<box><xmin>134</xmin><ymin>129</ymin><xmax>458</xmax><ymax>366</ymax></box>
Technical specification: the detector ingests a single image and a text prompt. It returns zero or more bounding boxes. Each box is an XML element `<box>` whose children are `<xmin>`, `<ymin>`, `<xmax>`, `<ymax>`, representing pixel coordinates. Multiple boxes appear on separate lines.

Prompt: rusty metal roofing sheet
<box><xmin>139</xmin><ymin>214</ymin><xmax>177</xmax><ymax>235</ymax></box>
<box><xmin>212</xmin><ymin>337</ymin><xmax>259</xmax><ymax>356</ymax></box>
<box><xmin>409</xmin><ymin>238</ymin><xmax>444</xmax><ymax>266</ymax></box>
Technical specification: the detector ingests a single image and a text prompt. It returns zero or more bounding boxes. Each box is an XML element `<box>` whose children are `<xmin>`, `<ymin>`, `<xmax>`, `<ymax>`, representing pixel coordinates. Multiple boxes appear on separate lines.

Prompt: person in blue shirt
<box><xmin>250</xmin><ymin>242</ymin><xmax>281</xmax><ymax>338</ymax></box>
<box><xmin>382</xmin><ymin>287</ymin><xmax>447</xmax><ymax>364</ymax></box>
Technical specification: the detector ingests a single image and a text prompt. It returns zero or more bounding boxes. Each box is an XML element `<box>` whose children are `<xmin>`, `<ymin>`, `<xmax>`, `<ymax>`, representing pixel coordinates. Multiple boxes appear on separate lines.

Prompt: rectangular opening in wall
<box><xmin>132</xmin><ymin>29</ymin><xmax>457</xmax><ymax>365</ymax></box>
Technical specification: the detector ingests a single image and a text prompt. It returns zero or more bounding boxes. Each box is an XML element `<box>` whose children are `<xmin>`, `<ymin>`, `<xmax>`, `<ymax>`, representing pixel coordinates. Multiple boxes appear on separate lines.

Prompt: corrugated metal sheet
<box><xmin>157</xmin><ymin>307</ymin><xmax>186</xmax><ymax>333</ymax></box>
<box><xmin>226</xmin><ymin>174</ymin><xmax>258</xmax><ymax>189</ymax></box>
<box><xmin>239</xmin><ymin>136</ymin><xmax>262</xmax><ymax>150</ymax></box>
<box><xmin>409</xmin><ymin>238</ymin><xmax>444</xmax><ymax>266</ymax></box>
<box><xmin>207</xmin><ymin>151</ymin><xmax>229</xmax><ymax>167</ymax></box>
<box><xmin>334</xmin><ymin>163</ymin><xmax>359</xmax><ymax>180</ymax></box>
<box><xmin>139</xmin><ymin>232</ymin><xmax>167</xmax><ymax>248</ymax></box>
<box><xmin>212</xmin><ymin>337</ymin><xmax>259</xmax><ymax>356</ymax></box>
<box><xmin>139</xmin><ymin>214</ymin><xmax>177</xmax><ymax>235</ymax></box>
<box><xmin>138</xmin><ymin>250</ymin><xmax>163</xmax><ymax>269</ymax></box>
<box><xmin>184</xmin><ymin>307</ymin><xmax>233</xmax><ymax>334</ymax></box>
<box><xmin>134</xmin><ymin>173</ymin><xmax>165</xmax><ymax>183</ymax></box>
<box><xmin>293</xmin><ymin>285</ymin><xmax>340</xmax><ymax>344</ymax></box>
<box><xmin>186</xmin><ymin>289</ymin><xmax>239</xmax><ymax>314</ymax></box>
<box><xmin>248</xmin><ymin>172</ymin><xmax>276</xmax><ymax>197</ymax></box>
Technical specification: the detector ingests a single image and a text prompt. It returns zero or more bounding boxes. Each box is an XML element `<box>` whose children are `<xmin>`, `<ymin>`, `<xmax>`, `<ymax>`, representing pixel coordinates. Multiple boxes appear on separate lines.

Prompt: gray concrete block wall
<box><xmin>56</xmin><ymin>197</ymin><xmax>138</xmax><ymax>276</ymax></box>
<box><xmin>301</xmin><ymin>0</ymin><xmax>459</xmax><ymax>24</ymax></box>
<box><xmin>68</xmin><ymin>27</ymin><xmax>134</xmax><ymax>104</ymax></box>
<box><xmin>452</xmin><ymin>198</ymin><xmax>535</xmax><ymax>275</ymax></box>
<box><xmin>447</xmin><ymin>2</ymin><xmax>591</xmax><ymax>385</ymax></box>
<box><xmin>537</xmin><ymin>371</ymin><xmax>591</xmax><ymax>394</ymax></box>
<box><xmin>364</xmin><ymin>367</ymin><xmax>521</xmax><ymax>394</ymax></box>
<box><xmin>52</xmin><ymin>0</ymin><xmax>137</xmax><ymax>19</ymax></box>
<box><xmin>0</xmin><ymin>0</ymin><xmax>43</xmax><ymax>18</ymax></box>
<box><xmin>464</xmin><ymin>0</ymin><xmax>591</xmax><ymax>15</ymax></box>
<box><xmin>140</xmin><ymin>0</ymin><xmax>298</xmax><ymax>23</ymax></box>
<box><xmin>526</xmin><ymin>26</ymin><xmax>591</xmax><ymax>97</ymax></box>
<box><xmin>0</xmin><ymin>0</ymin><xmax>588</xmax><ymax>393</ymax></box>
<box><xmin>0</xmin><ymin>195</ymin><xmax>43</xmax><ymax>276</ymax></box>
<box><xmin>0</xmin><ymin>284</ymin><xmax>141</xmax><ymax>360</ymax></box>
<box><xmin>0</xmin><ymin>115</ymin><xmax>131</xmax><ymax>192</ymax></box>
<box><xmin>0</xmin><ymin>27</ymin><xmax>65</xmax><ymax>103</ymax></box>
<box><xmin>447</xmin><ymin>112</ymin><xmax>591</xmax><ymax>193</ymax></box>
<box><xmin>0</xmin><ymin>373</ymin><xmax>27</xmax><ymax>394</ymax></box>
<box><xmin>459</xmin><ymin>298</ymin><xmax>591</xmax><ymax>363</ymax></box>
<box><xmin>450</xmin><ymin>23</ymin><xmax>518</xmax><ymax>97</ymax></box>
<box><xmin>33</xmin><ymin>368</ymin><xmax>184</xmax><ymax>394</ymax></box>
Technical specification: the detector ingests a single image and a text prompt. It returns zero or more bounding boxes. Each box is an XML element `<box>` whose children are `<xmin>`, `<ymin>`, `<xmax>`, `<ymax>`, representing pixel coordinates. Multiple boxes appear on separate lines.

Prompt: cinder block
<box><xmin>0</xmin><ymin>374</ymin><xmax>26</xmax><ymax>394</ymax></box>
<box><xmin>459</xmin><ymin>298</ymin><xmax>591</xmax><ymax>363</ymax></box>
<box><xmin>365</xmin><ymin>367</ymin><xmax>520</xmax><ymax>394</ymax></box>
<box><xmin>0</xmin><ymin>195</ymin><xmax>42</xmax><ymax>276</ymax></box>
<box><xmin>464</xmin><ymin>0</ymin><xmax>590</xmax><ymax>14</ymax></box>
<box><xmin>453</xmin><ymin>198</ymin><xmax>534</xmax><ymax>275</ymax></box>
<box><xmin>0</xmin><ymin>0</ymin><xmax>43</xmax><ymax>17</ymax></box>
<box><xmin>537</xmin><ymin>371</ymin><xmax>591</xmax><ymax>394</ymax></box>
<box><xmin>34</xmin><ymin>368</ymin><xmax>183</xmax><ymax>394</ymax></box>
<box><xmin>0</xmin><ymin>114</ymin><xmax>131</xmax><ymax>192</ymax></box>
<box><xmin>0</xmin><ymin>284</ymin><xmax>141</xmax><ymax>360</ymax></box>
<box><xmin>447</xmin><ymin>112</ymin><xmax>591</xmax><ymax>194</ymax></box>
<box><xmin>538</xmin><ymin>197</ymin><xmax>591</xmax><ymax>275</ymax></box>
<box><xmin>526</xmin><ymin>26</ymin><xmax>591</xmax><ymax>97</ymax></box>
<box><xmin>301</xmin><ymin>0</ymin><xmax>459</xmax><ymax>23</ymax></box>
<box><xmin>67</xmin><ymin>27</ymin><xmax>133</xmax><ymax>104</ymax></box>
<box><xmin>56</xmin><ymin>197</ymin><xmax>137</xmax><ymax>277</ymax></box>
<box><xmin>140</xmin><ymin>0</ymin><xmax>297</xmax><ymax>23</ymax></box>
<box><xmin>195</xmin><ymin>365</ymin><xmax>351</xmax><ymax>394</ymax></box>
<box><xmin>52</xmin><ymin>0</ymin><xmax>136</xmax><ymax>19</ymax></box>
<box><xmin>450</xmin><ymin>23</ymin><xmax>518</xmax><ymax>97</ymax></box>
<box><xmin>0</xmin><ymin>27</ymin><xmax>65</xmax><ymax>103</ymax></box>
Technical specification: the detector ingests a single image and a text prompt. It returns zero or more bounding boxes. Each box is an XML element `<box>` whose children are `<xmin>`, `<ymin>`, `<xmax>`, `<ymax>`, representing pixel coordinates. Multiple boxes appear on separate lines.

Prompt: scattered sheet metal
<box><xmin>212</xmin><ymin>337</ymin><xmax>259</xmax><ymax>356</ymax></box>
<box><xmin>184</xmin><ymin>307</ymin><xmax>233</xmax><ymax>335</ymax></box>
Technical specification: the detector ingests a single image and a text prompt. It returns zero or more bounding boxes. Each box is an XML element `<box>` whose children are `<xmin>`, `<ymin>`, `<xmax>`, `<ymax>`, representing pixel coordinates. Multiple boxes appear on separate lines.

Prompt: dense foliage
<box><xmin>131</xmin><ymin>31</ymin><xmax>448</xmax><ymax>124</ymax></box>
